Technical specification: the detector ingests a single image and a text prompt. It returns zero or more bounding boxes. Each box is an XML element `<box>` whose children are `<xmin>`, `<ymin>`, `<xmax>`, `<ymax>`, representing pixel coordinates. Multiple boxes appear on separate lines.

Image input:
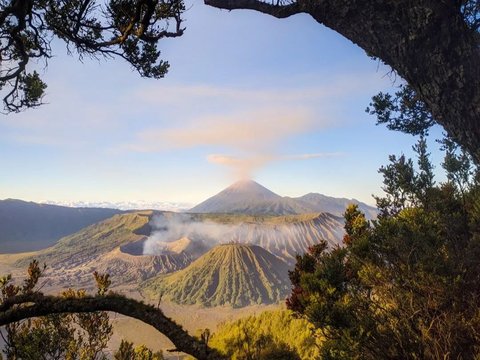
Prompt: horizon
<box><xmin>1</xmin><ymin>177</ymin><xmax>378</xmax><ymax>208</ymax></box>
<box><xmin>0</xmin><ymin>0</ymin><xmax>446</xmax><ymax>206</ymax></box>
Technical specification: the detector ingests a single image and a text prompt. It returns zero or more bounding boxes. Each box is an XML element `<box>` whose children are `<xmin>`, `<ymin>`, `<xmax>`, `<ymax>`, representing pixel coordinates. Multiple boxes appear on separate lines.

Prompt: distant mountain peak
<box><xmin>221</xmin><ymin>179</ymin><xmax>280</xmax><ymax>199</ymax></box>
<box><xmin>229</xmin><ymin>178</ymin><xmax>260</xmax><ymax>188</ymax></box>
<box><xmin>190</xmin><ymin>180</ymin><xmax>377</xmax><ymax>218</ymax></box>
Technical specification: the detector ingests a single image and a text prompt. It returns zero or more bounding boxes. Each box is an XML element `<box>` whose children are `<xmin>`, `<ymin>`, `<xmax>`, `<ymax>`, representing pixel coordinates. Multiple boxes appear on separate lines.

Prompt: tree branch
<box><xmin>0</xmin><ymin>293</ymin><xmax>226</xmax><ymax>360</ymax></box>
<box><xmin>204</xmin><ymin>0</ymin><xmax>301</xmax><ymax>18</ymax></box>
<box><xmin>204</xmin><ymin>0</ymin><xmax>480</xmax><ymax>163</ymax></box>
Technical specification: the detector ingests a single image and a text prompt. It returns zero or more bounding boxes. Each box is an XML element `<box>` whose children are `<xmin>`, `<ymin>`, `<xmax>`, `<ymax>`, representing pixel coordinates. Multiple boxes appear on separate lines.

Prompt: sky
<box><xmin>0</xmin><ymin>1</ymin><xmax>446</xmax><ymax>206</ymax></box>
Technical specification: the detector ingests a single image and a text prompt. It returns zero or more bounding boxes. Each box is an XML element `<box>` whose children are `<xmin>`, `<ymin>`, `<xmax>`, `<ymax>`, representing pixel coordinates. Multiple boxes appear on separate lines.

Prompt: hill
<box><xmin>0</xmin><ymin>199</ymin><xmax>122</xmax><ymax>253</ymax></box>
<box><xmin>143</xmin><ymin>244</ymin><xmax>291</xmax><ymax>307</ymax></box>
<box><xmin>17</xmin><ymin>211</ymin><xmax>192</xmax><ymax>287</ymax></box>
<box><xmin>189</xmin><ymin>180</ymin><xmax>376</xmax><ymax>218</ymax></box>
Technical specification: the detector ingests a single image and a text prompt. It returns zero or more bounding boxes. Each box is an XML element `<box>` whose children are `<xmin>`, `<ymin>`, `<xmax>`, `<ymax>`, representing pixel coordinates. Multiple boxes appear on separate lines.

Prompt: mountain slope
<box><xmin>14</xmin><ymin>210</ymin><xmax>344</xmax><ymax>288</ymax></box>
<box><xmin>295</xmin><ymin>193</ymin><xmax>378</xmax><ymax>219</ymax></box>
<box><xmin>226</xmin><ymin>213</ymin><xmax>344</xmax><ymax>266</ymax></box>
<box><xmin>143</xmin><ymin>212</ymin><xmax>344</xmax><ymax>266</ymax></box>
<box><xmin>189</xmin><ymin>180</ymin><xmax>376</xmax><ymax>218</ymax></box>
<box><xmin>17</xmin><ymin>211</ymin><xmax>192</xmax><ymax>287</ymax></box>
<box><xmin>0</xmin><ymin>199</ymin><xmax>122</xmax><ymax>253</ymax></box>
<box><xmin>190</xmin><ymin>180</ymin><xmax>299</xmax><ymax>215</ymax></box>
<box><xmin>143</xmin><ymin>244</ymin><xmax>290</xmax><ymax>307</ymax></box>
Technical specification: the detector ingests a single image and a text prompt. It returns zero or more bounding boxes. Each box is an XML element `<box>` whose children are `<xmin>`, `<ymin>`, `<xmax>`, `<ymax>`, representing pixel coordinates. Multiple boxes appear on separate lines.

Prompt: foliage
<box><xmin>374</xmin><ymin>136</ymin><xmax>435</xmax><ymax>216</ymax></box>
<box><xmin>93</xmin><ymin>271</ymin><xmax>112</xmax><ymax>296</ymax></box>
<box><xmin>0</xmin><ymin>262</ymin><xmax>222</xmax><ymax>360</ymax></box>
<box><xmin>114</xmin><ymin>340</ymin><xmax>164</xmax><ymax>360</ymax></box>
<box><xmin>366</xmin><ymin>85</ymin><xmax>435</xmax><ymax>137</ymax></box>
<box><xmin>209</xmin><ymin>310</ymin><xmax>321</xmax><ymax>360</ymax></box>
<box><xmin>0</xmin><ymin>0</ymin><xmax>185</xmax><ymax>113</ymax></box>
<box><xmin>1</xmin><ymin>263</ymin><xmax>112</xmax><ymax>360</ymax></box>
<box><xmin>115</xmin><ymin>340</ymin><xmax>136</xmax><ymax>360</ymax></box>
<box><xmin>287</xmin><ymin>140</ymin><xmax>480</xmax><ymax>359</ymax></box>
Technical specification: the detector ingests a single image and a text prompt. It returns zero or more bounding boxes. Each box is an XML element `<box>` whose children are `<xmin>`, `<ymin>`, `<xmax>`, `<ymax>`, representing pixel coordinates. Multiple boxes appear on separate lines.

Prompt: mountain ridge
<box><xmin>16</xmin><ymin>211</ymin><xmax>195</xmax><ymax>286</ymax></box>
<box><xmin>190</xmin><ymin>180</ymin><xmax>377</xmax><ymax>218</ymax></box>
<box><xmin>0</xmin><ymin>199</ymin><xmax>123</xmax><ymax>253</ymax></box>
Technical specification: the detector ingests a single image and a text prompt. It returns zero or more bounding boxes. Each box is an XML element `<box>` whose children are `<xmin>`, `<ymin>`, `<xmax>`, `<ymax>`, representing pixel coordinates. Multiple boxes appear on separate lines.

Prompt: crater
<box><xmin>120</xmin><ymin>238</ymin><xmax>147</xmax><ymax>256</ymax></box>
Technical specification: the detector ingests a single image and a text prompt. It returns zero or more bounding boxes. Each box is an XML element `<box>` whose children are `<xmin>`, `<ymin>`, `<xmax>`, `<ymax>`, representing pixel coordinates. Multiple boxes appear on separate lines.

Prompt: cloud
<box><xmin>123</xmin><ymin>73</ymin><xmax>379</xmax><ymax>178</ymax></box>
<box><xmin>135</xmin><ymin>73</ymin><xmax>386</xmax><ymax>106</ymax></box>
<box><xmin>126</xmin><ymin>107</ymin><xmax>319</xmax><ymax>153</ymax></box>
<box><xmin>206</xmin><ymin>152</ymin><xmax>344</xmax><ymax>179</ymax></box>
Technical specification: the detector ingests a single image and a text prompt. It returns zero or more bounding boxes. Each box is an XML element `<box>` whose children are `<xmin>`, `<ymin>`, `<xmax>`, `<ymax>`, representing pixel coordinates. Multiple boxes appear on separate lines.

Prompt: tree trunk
<box><xmin>205</xmin><ymin>0</ymin><xmax>480</xmax><ymax>161</ymax></box>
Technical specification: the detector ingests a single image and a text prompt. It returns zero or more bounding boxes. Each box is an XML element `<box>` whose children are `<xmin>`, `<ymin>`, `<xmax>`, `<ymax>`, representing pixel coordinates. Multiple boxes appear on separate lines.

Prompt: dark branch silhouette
<box><xmin>0</xmin><ymin>292</ymin><xmax>226</xmax><ymax>360</ymax></box>
<box><xmin>205</xmin><ymin>0</ymin><xmax>480</xmax><ymax>163</ymax></box>
<box><xmin>0</xmin><ymin>0</ymin><xmax>185</xmax><ymax>113</ymax></box>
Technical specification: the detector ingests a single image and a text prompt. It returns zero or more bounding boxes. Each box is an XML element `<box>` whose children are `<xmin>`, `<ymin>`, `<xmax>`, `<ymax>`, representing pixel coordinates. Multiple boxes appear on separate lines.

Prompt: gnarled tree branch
<box><xmin>205</xmin><ymin>0</ymin><xmax>300</xmax><ymax>17</ymax></box>
<box><xmin>0</xmin><ymin>293</ymin><xmax>226</xmax><ymax>360</ymax></box>
<box><xmin>205</xmin><ymin>0</ymin><xmax>480</xmax><ymax>163</ymax></box>
<box><xmin>0</xmin><ymin>0</ymin><xmax>185</xmax><ymax>113</ymax></box>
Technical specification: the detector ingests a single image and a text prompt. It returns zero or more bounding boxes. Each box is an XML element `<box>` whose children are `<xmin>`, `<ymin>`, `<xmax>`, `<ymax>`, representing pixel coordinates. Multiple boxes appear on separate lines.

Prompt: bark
<box><xmin>205</xmin><ymin>0</ymin><xmax>480</xmax><ymax>162</ymax></box>
<box><xmin>0</xmin><ymin>293</ymin><xmax>226</xmax><ymax>360</ymax></box>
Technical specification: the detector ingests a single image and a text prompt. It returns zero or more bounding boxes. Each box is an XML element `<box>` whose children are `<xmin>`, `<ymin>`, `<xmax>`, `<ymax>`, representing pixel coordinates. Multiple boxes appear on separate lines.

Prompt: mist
<box><xmin>142</xmin><ymin>213</ymin><xmax>344</xmax><ymax>265</ymax></box>
<box><xmin>142</xmin><ymin>213</ymin><xmax>241</xmax><ymax>255</ymax></box>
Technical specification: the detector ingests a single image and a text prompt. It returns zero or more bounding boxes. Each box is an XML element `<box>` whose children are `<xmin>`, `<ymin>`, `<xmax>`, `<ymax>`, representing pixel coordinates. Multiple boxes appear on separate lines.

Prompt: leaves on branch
<box><xmin>0</xmin><ymin>0</ymin><xmax>185</xmax><ymax>113</ymax></box>
<box><xmin>0</xmin><ymin>261</ymin><xmax>226</xmax><ymax>360</ymax></box>
<box><xmin>366</xmin><ymin>84</ymin><xmax>435</xmax><ymax>137</ymax></box>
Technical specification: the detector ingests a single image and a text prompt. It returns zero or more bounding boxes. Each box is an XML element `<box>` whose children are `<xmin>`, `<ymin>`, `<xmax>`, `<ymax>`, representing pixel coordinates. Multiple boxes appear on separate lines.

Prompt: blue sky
<box><xmin>0</xmin><ymin>1</ymin><xmax>445</xmax><ymax>206</ymax></box>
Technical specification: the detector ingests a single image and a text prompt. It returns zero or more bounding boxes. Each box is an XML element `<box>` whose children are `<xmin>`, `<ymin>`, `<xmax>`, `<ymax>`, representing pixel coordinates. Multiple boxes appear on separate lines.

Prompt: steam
<box><xmin>143</xmin><ymin>213</ymin><xmax>242</xmax><ymax>255</ymax></box>
<box><xmin>207</xmin><ymin>152</ymin><xmax>343</xmax><ymax>180</ymax></box>
<box><xmin>142</xmin><ymin>213</ymin><xmax>344</xmax><ymax>263</ymax></box>
<box><xmin>206</xmin><ymin>154</ymin><xmax>274</xmax><ymax>181</ymax></box>
<box><xmin>127</xmin><ymin>107</ymin><xmax>337</xmax><ymax>179</ymax></box>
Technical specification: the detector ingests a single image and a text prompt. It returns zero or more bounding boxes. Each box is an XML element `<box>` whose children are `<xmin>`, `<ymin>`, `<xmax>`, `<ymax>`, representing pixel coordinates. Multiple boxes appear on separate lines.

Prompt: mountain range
<box><xmin>1</xmin><ymin>180</ymin><xmax>374</xmax><ymax>254</ymax></box>
<box><xmin>0</xmin><ymin>199</ymin><xmax>122</xmax><ymax>253</ymax></box>
<box><xmin>1</xmin><ymin>180</ymin><xmax>374</xmax><ymax>307</ymax></box>
<box><xmin>42</xmin><ymin>200</ymin><xmax>193</xmax><ymax>212</ymax></box>
<box><xmin>190</xmin><ymin>180</ymin><xmax>377</xmax><ymax>219</ymax></box>
<box><xmin>15</xmin><ymin>210</ymin><xmax>344</xmax><ymax>289</ymax></box>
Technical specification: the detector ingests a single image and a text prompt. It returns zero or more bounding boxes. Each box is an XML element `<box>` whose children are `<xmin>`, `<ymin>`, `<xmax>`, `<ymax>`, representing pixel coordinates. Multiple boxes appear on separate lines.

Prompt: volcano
<box><xmin>142</xmin><ymin>243</ymin><xmax>290</xmax><ymax>307</ymax></box>
<box><xmin>189</xmin><ymin>179</ymin><xmax>377</xmax><ymax>218</ymax></box>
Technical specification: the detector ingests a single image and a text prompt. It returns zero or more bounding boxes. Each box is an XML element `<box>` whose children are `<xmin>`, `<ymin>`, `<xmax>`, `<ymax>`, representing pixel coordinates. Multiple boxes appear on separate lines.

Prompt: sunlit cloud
<box><xmin>126</xmin><ymin>107</ymin><xmax>320</xmax><ymax>153</ymax></box>
<box><xmin>206</xmin><ymin>152</ymin><xmax>344</xmax><ymax>179</ymax></box>
<box><xmin>125</xmin><ymin>90</ymin><xmax>342</xmax><ymax>178</ymax></box>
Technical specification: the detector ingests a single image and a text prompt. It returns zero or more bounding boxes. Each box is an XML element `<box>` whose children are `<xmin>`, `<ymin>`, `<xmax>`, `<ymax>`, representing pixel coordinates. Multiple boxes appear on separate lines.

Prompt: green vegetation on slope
<box><xmin>17</xmin><ymin>211</ymin><xmax>152</xmax><ymax>268</ymax></box>
<box><xmin>143</xmin><ymin>244</ymin><xmax>290</xmax><ymax>307</ymax></box>
<box><xmin>287</xmin><ymin>138</ymin><xmax>480</xmax><ymax>358</ymax></box>
<box><xmin>209</xmin><ymin>309</ymin><xmax>321</xmax><ymax>360</ymax></box>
